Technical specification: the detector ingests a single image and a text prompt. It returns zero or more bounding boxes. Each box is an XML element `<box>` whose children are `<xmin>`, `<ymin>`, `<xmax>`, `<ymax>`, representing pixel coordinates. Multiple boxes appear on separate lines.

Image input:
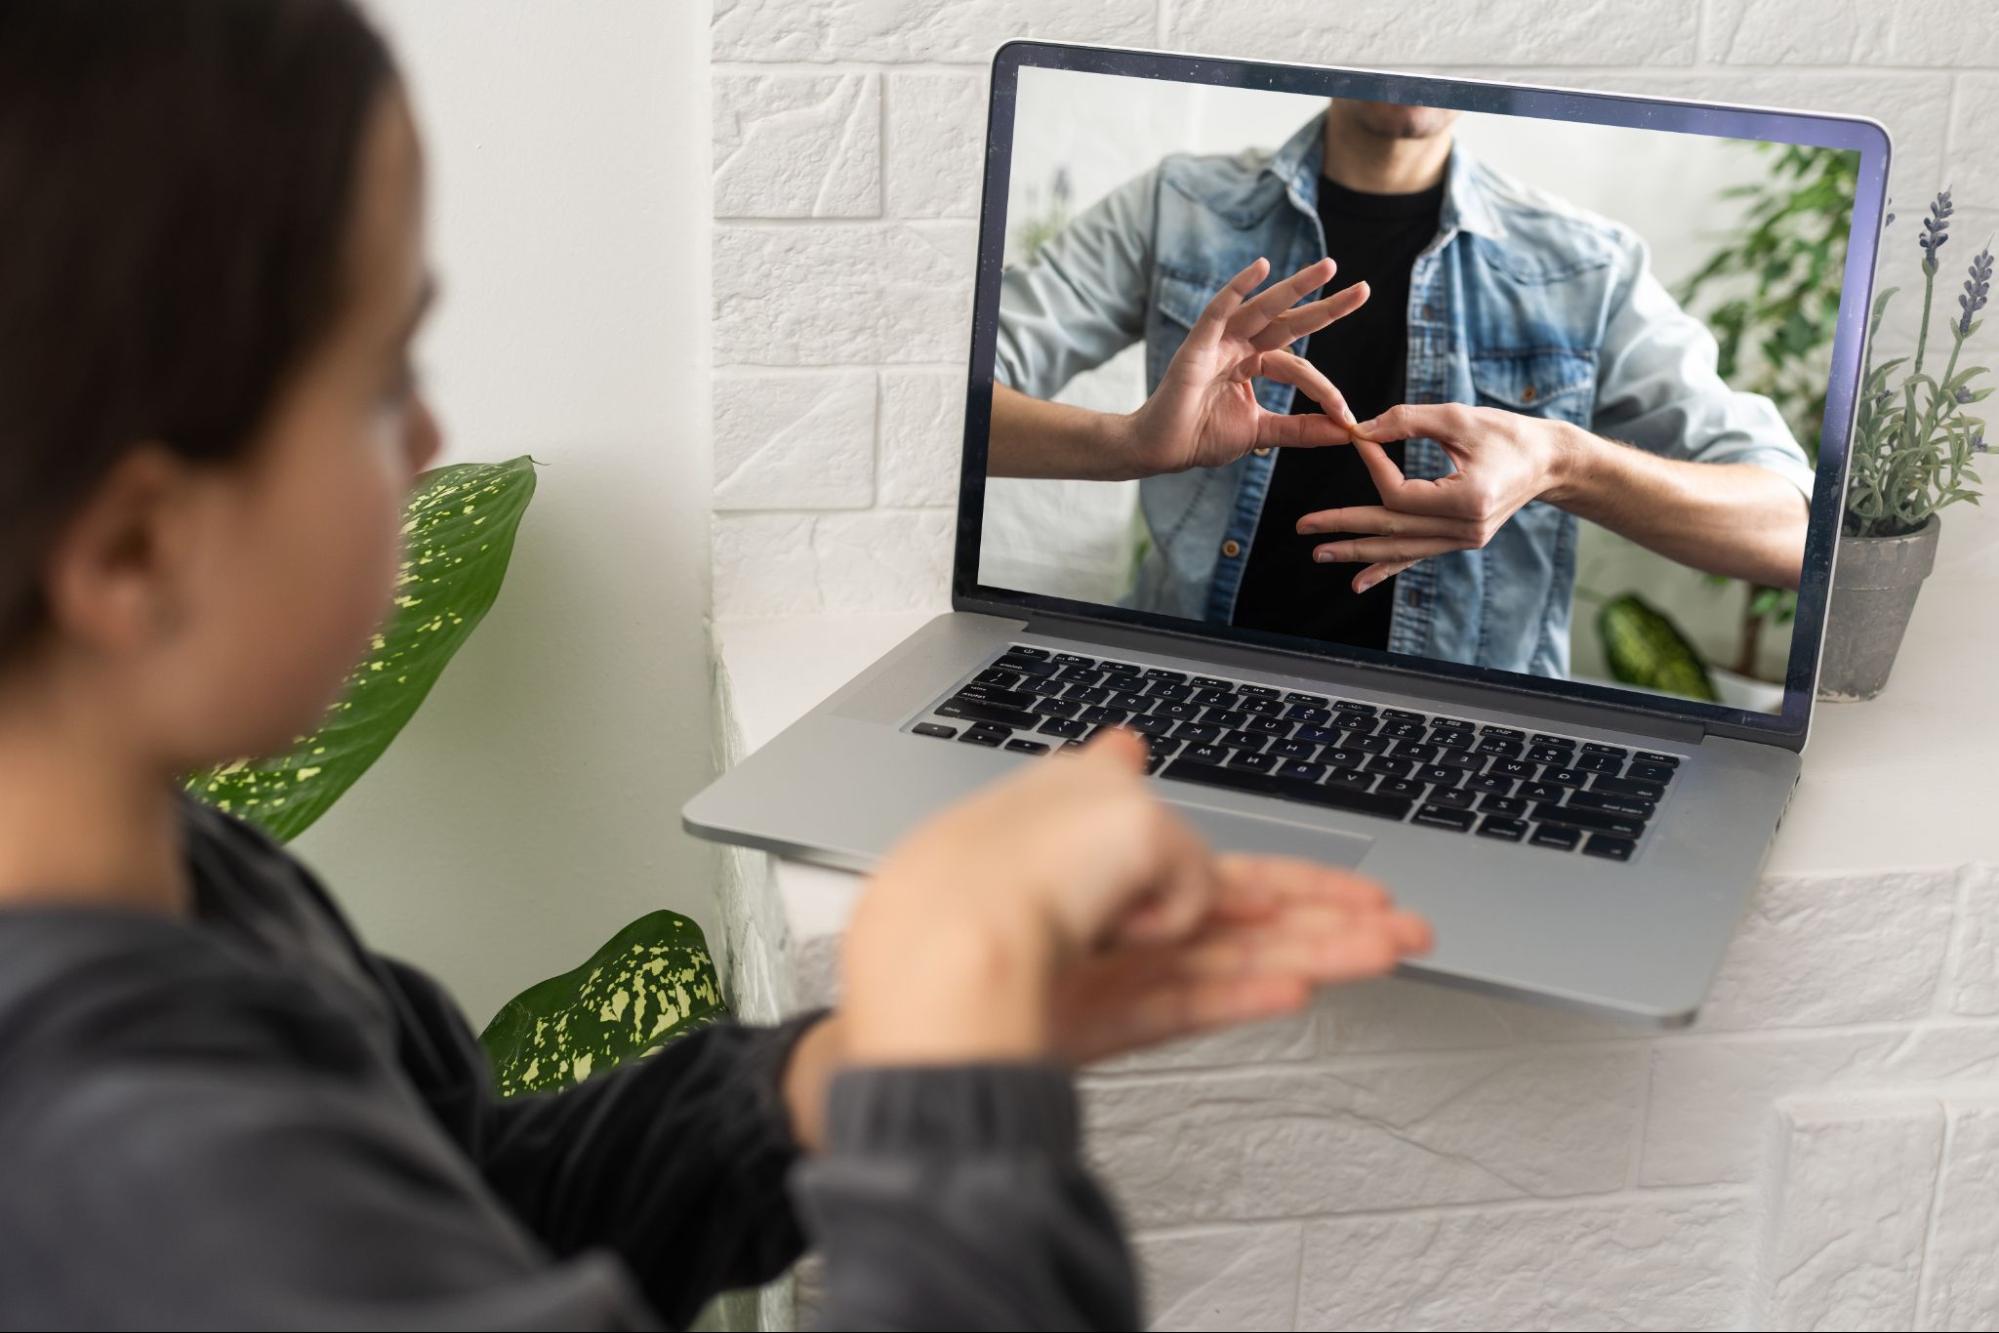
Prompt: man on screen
<box><xmin>987</xmin><ymin>98</ymin><xmax>1814</xmax><ymax>680</ymax></box>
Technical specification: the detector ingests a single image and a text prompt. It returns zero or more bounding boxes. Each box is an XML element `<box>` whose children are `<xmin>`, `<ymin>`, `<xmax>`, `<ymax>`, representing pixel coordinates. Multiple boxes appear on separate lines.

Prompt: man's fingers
<box><xmin>1195</xmin><ymin>255</ymin><xmax>1275</xmax><ymax>335</ymax></box>
<box><xmin>1228</xmin><ymin>256</ymin><xmax>1336</xmax><ymax>335</ymax></box>
<box><xmin>1294</xmin><ymin>505</ymin><xmax>1476</xmax><ymax>539</ymax></box>
<box><xmin>1111</xmin><ymin>806</ymin><xmax>1223</xmax><ymax>948</ymax></box>
<box><xmin>1313</xmin><ymin>535</ymin><xmax>1469</xmax><ymax>564</ymax></box>
<box><xmin>1249</xmin><ymin>349</ymin><xmax>1357</xmax><ymax>429</ymax></box>
<box><xmin>1351</xmin><ymin>439</ymin><xmax>1480</xmax><ymax>519</ymax></box>
<box><xmin>1210</xmin><ymin>853</ymin><xmax>1393</xmax><ymax>917</ymax></box>
<box><xmin>1355</xmin><ymin>559</ymin><xmax>1420</xmax><ymax>592</ymax></box>
<box><xmin>1250</xmin><ymin>280</ymin><xmax>1370</xmax><ymax>351</ymax></box>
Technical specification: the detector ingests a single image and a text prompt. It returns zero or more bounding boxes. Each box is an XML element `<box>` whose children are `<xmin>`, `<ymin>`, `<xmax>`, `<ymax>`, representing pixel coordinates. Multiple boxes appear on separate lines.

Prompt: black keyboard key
<box><xmin>1294</xmin><ymin>725</ymin><xmax>1344</xmax><ymax>745</ymax></box>
<box><xmin>1363</xmin><ymin>756</ymin><xmax>1415</xmax><ymax>778</ymax></box>
<box><xmin>1038</xmin><ymin>716</ymin><xmax>1090</xmax><ymax>739</ymax></box>
<box><xmin>1223</xmin><ymin>729</ymin><xmax>1267</xmax><ymax>752</ymax></box>
<box><xmin>1576</xmin><ymin>753</ymin><xmax>1623</xmax><ymax>774</ymax></box>
<box><xmin>1099</xmin><ymin>660</ymin><xmax>1141</xmax><ymax>677</ymax></box>
<box><xmin>1147</xmin><ymin>682</ymin><xmax>1195</xmax><ymax>702</ymax></box>
<box><xmin>1381</xmin><ymin>708</ymin><xmax>1426</xmax><ymax>723</ymax></box>
<box><xmin>1274</xmin><ymin>759</ymin><xmax>1327</xmax><ymax>782</ymax></box>
<box><xmin>1031</xmin><ymin>696</ymin><xmax>1079</xmax><ymax>718</ymax></box>
<box><xmin>1184</xmin><ymin>744</ymin><xmax>1232</xmax><ymax>765</ymax></box>
<box><xmin>1427</xmin><ymin>786</ymin><xmax>1477</xmax><ymax>810</ymax></box>
<box><xmin>996</xmin><ymin>654</ymin><xmax>1058</xmax><ymax>676</ymax></box>
<box><xmin>1478</xmin><ymin>815</ymin><xmax>1529</xmax><ymax>842</ymax></box>
<box><xmin>1580</xmin><ymin>742</ymin><xmax>1630</xmax><ymax>758</ymax></box>
<box><xmin>913</xmin><ymin>722</ymin><xmax>957</xmax><ymax>739</ymax></box>
<box><xmin>1270</xmin><ymin>739</ymin><xmax>1319</xmax><ymax>760</ymax></box>
<box><xmin>1539</xmin><ymin>766</ymin><xmax>1587</xmax><ymax>787</ymax></box>
<box><xmin>1285</xmin><ymin>705</ymin><xmax>1332</xmax><ymax>725</ymax></box>
<box><xmin>1379</xmin><ymin>721</ymin><xmax>1424</xmax><ymax>740</ymax></box>
<box><xmin>959</xmin><ymin>729</ymin><xmax>1004</xmax><ymax>747</ymax></box>
<box><xmin>1583</xmin><ymin>833</ymin><xmax>1637</xmax><ymax>862</ymax></box>
<box><xmin>1080</xmin><ymin>706</ymin><xmax>1130</xmax><ymax>727</ymax></box>
<box><xmin>1052</xmin><ymin>652</ymin><xmax>1096</xmax><ymax>665</ymax></box>
<box><xmin>1627</xmin><ymin>762</ymin><xmax>1677</xmax><ymax>784</ymax></box>
<box><xmin>1413</xmin><ymin>804</ymin><xmax>1477</xmax><ymax>832</ymax></box>
<box><xmin>942</xmin><ymin>697</ymin><xmax>1037</xmax><ymax>730</ymax></box>
<box><xmin>975</xmin><ymin>667</ymin><xmax>1022</xmax><ymax>688</ymax></box>
<box><xmin>1392</xmin><ymin>742</ymin><xmax>1441</xmax><ymax>764</ymax></box>
<box><xmin>1326</xmin><ymin>768</ymin><xmax>1376</xmax><ymax>791</ymax></box>
<box><xmin>1191</xmin><ymin>688</ymin><xmax>1236</xmax><ymax>707</ymax></box>
<box><xmin>1127</xmin><ymin>714</ymin><xmax>1175</xmax><ymax>736</ymax></box>
<box><xmin>1240</xmin><ymin>696</ymin><xmax>1286</xmax><ymax>717</ymax></box>
<box><xmin>1159</xmin><ymin>760</ymin><xmax>1415</xmax><ymax>821</ymax></box>
<box><xmin>1005</xmin><ymin>738</ymin><xmax>1050</xmax><ymax>754</ymax></box>
<box><xmin>1489</xmin><ymin>759</ymin><xmax>1536</xmax><ymax>781</ymax></box>
<box><xmin>1591</xmin><ymin>775</ymin><xmax>1667</xmax><ymax>802</ymax></box>
<box><xmin>1237</xmin><ymin>684</ymin><xmax>1279</xmax><ymax>697</ymax></box>
<box><xmin>1375</xmin><ymin>778</ymin><xmax>1427</xmax><ymax>800</ymax></box>
<box><xmin>1143</xmin><ymin>668</ymin><xmax>1188</xmax><ymax>683</ymax></box>
<box><xmin>1144</xmin><ymin>734</ymin><xmax>1182</xmax><ymax>760</ymax></box>
<box><xmin>1429</xmin><ymin>729</ymin><xmax>1477</xmax><ymax>751</ymax></box>
<box><xmin>1283</xmin><ymin>691</ymin><xmax>1330</xmax><ymax>708</ymax></box>
<box><xmin>1634</xmin><ymin>751</ymin><xmax>1681</xmax><ymax>768</ymax></box>
<box><xmin>1435</xmin><ymin>747</ymin><xmax>1484</xmax><ymax>771</ymax></box>
<box><xmin>958</xmin><ymin>681</ymin><xmax>1038</xmax><ymax>708</ymax></box>
<box><xmin>1530</xmin><ymin>733</ymin><xmax>1571</xmax><ymax>747</ymax></box>
<box><xmin>1518</xmin><ymin>781</ymin><xmax>1567</xmax><ymax>802</ymax></box>
<box><xmin>1477</xmin><ymin>737</ymin><xmax>1524</xmax><ymax>758</ymax></box>
<box><xmin>1173</xmin><ymin>722</ymin><xmax>1222</xmax><ymax>744</ymax></box>
<box><xmin>1153</xmin><ymin>700</ymin><xmax>1203</xmax><ymax>721</ymax></box>
<box><xmin>1226</xmin><ymin>750</ymin><xmax>1276</xmax><ymax>773</ymax></box>
<box><xmin>1332</xmin><ymin>711</ymin><xmax>1378</xmax><ymax>733</ymax></box>
<box><xmin>1480</xmin><ymin>795</ymin><xmax>1528</xmax><ymax>817</ymax></box>
<box><xmin>1415</xmin><ymin>764</ymin><xmax>1461</xmax><ymax>786</ymax></box>
<box><xmin>1107</xmin><ymin>689</ymin><xmax>1150</xmax><ymax>711</ymax></box>
<box><xmin>1323</xmin><ymin>747</ymin><xmax>1371</xmax><ymax>770</ymax></box>
<box><xmin>1005</xmin><ymin>645</ymin><xmax>1050</xmax><ymax>659</ymax></box>
<box><xmin>1203</xmin><ymin>707</ymin><xmax>1250</xmax><ymax>728</ymax></box>
<box><xmin>1466</xmin><ymin>774</ymin><xmax>1515</xmax><ymax>796</ymax></box>
<box><xmin>1480</xmin><ymin>725</ymin><xmax>1525</xmax><ymax>739</ymax></box>
<box><xmin>1532</xmin><ymin>802</ymin><xmax>1644</xmax><ymax>838</ymax></box>
<box><xmin>1246</xmin><ymin>717</ymin><xmax>1292</xmax><ymax>737</ymax></box>
<box><xmin>1192</xmin><ymin>675</ymin><xmax>1234</xmax><ymax>689</ymax></box>
<box><xmin>1530</xmin><ymin>824</ymin><xmax>1582</xmax><ymax>852</ymax></box>
<box><xmin>1054</xmin><ymin>665</ymin><xmax>1107</xmax><ymax>687</ymax></box>
<box><xmin>1525</xmin><ymin>745</ymin><xmax>1572</xmax><ymax>765</ymax></box>
<box><xmin>1347</xmin><ymin>733</ymin><xmax>1393</xmax><ymax>754</ymax></box>
<box><xmin>1336</xmin><ymin>700</ymin><xmax>1378</xmax><ymax>714</ymax></box>
<box><xmin>1567</xmin><ymin>788</ymin><xmax>1657</xmax><ymax>819</ymax></box>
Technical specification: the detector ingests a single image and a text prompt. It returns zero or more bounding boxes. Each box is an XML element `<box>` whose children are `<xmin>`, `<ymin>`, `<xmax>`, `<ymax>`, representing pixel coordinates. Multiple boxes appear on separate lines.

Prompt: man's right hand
<box><xmin>1120</xmin><ymin>255</ymin><xmax>1370</xmax><ymax>476</ymax></box>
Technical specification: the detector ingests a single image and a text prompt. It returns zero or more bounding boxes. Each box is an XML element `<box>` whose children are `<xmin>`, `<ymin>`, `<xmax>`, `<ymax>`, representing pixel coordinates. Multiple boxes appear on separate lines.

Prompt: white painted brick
<box><xmin>1703</xmin><ymin>0</ymin><xmax>1893</xmax><ymax>65</ymax></box>
<box><xmin>1081</xmin><ymin>1050</ymin><xmax>1645</xmax><ymax>1227</ymax></box>
<box><xmin>1316</xmin><ymin>975</ymin><xmax>1627</xmax><ymax>1055</ymax></box>
<box><xmin>878</xmin><ymin>369</ymin><xmax>967</xmax><ymax>507</ymax></box>
<box><xmin>713</xmin><ymin>73</ymin><xmax>880</xmax><ymax>219</ymax></box>
<box><xmin>714</xmin><ymin>222</ymin><xmax>978</xmax><ymax>366</ymax></box>
<box><xmin>1953</xmin><ymin>76</ymin><xmax>1999</xmax><ymax>216</ymax></box>
<box><xmin>884</xmin><ymin>71</ymin><xmax>988</xmax><ymax>219</ymax></box>
<box><xmin>1922</xmin><ymin>1095</ymin><xmax>1999</xmax><ymax>1331</ymax></box>
<box><xmin>1094</xmin><ymin>1009</ymin><xmax>1318</xmax><ymax>1075</ymax></box>
<box><xmin>1752</xmin><ymin>1096</ymin><xmax>1945</xmax><ymax>1331</ymax></box>
<box><xmin>712</xmin><ymin>0</ymin><xmax>1157</xmax><ymax>64</ymax></box>
<box><xmin>1882</xmin><ymin>2</ymin><xmax>1999</xmax><ymax>68</ymax></box>
<box><xmin>1134</xmin><ymin>1224</ymin><xmax>1300</xmax><ymax>1332</ymax></box>
<box><xmin>1166</xmin><ymin>0</ymin><xmax>1699</xmax><ymax>66</ymax></box>
<box><xmin>1296</xmin><ymin>1193</ymin><xmax>1750</xmax><ymax>1331</ymax></box>
<box><xmin>1641</xmin><ymin>1025</ymin><xmax>1999</xmax><ymax>1186</ymax></box>
<box><xmin>713</xmin><ymin>370</ymin><xmax>875</xmax><ymax>510</ymax></box>
<box><xmin>713</xmin><ymin>509</ymin><xmax>955</xmax><ymax>618</ymax></box>
<box><xmin>1693</xmin><ymin>870</ymin><xmax>1957</xmax><ymax>1032</ymax></box>
<box><xmin>1948</xmin><ymin>863</ymin><xmax>1999</xmax><ymax>1018</ymax></box>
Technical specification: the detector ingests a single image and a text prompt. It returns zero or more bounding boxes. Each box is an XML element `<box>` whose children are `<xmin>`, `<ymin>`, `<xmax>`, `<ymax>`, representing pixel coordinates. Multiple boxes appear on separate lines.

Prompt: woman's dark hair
<box><xmin>0</xmin><ymin>0</ymin><xmax>397</xmax><ymax>656</ymax></box>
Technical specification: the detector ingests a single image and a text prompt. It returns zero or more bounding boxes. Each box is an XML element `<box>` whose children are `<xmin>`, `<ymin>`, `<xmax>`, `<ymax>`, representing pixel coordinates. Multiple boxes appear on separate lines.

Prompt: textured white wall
<box><xmin>291</xmin><ymin>0</ymin><xmax>720</xmax><ymax>1027</ymax></box>
<box><xmin>710</xmin><ymin>0</ymin><xmax>1999</xmax><ymax>621</ymax></box>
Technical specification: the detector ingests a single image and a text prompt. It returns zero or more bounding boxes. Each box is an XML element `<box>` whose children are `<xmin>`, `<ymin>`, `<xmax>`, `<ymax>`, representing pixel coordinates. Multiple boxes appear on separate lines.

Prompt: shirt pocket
<box><xmin>1468</xmin><ymin>347</ymin><xmax>1597</xmax><ymax>428</ymax></box>
<box><xmin>1148</xmin><ymin>264</ymin><xmax>1295</xmax><ymax>414</ymax></box>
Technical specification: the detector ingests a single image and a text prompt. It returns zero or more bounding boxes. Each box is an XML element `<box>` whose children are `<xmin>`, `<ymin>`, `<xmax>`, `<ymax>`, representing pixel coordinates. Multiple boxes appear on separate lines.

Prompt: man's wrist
<box><xmin>1104</xmin><ymin>406</ymin><xmax>1153</xmax><ymax>481</ymax></box>
<box><xmin>1540</xmin><ymin>420</ymin><xmax>1601</xmax><ymax>508</ymax></box>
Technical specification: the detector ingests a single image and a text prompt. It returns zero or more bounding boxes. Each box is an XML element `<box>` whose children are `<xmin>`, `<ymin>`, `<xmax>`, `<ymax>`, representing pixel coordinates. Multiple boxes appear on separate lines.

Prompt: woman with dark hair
<box><xmin>0</xmin><ymin>3</ymin><xmax>1430</xmax><ymax>1327</ymax></box>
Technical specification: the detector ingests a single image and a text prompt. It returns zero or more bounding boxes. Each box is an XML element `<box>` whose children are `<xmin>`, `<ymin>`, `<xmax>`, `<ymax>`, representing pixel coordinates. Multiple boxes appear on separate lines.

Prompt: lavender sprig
<box><xmin>1961</xmin><ymin>245</ymin><xmax>1993</xmax><ymax>337</ymax></box>
<box><xmin>1920</xmin><ymin>189</ymin><xmax>1954</xmax><ymax>271</ymax></box>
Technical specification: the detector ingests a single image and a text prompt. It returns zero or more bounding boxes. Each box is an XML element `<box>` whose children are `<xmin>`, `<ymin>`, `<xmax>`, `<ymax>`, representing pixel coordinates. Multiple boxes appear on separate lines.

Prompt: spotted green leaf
<box><xmin>480</xmin><ymin>910</ymin><xmax>725</xmax><ymax>1097</ymax></box>
<box><xmin>188</xmin><ymin>455</ymin><xmax>538</xmax><ymax>842</ymax></box>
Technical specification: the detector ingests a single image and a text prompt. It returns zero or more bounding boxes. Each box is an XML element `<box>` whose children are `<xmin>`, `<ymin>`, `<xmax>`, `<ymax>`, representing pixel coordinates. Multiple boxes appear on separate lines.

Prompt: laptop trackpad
<box><xmin>1171</xmin><ymin>800</ymin><xmax>1374</xmax><ymax>869</ymax></box>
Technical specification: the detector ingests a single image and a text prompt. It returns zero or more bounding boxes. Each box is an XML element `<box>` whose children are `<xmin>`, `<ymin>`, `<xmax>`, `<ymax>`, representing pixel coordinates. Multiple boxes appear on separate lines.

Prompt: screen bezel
<box><xmin>951</xmin><ymin>40</ymin><xmax>1892</xmax><ymax>751</ymax></box>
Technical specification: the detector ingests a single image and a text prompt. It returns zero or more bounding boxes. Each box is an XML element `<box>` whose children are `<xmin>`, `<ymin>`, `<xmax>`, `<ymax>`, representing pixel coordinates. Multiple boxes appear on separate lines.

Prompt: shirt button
<box><xmin>1222</xmin><ymin>539</ymin><xmax>1242</xmax><ymax>558</ymax></box>
<box><xmin>1521</xmin><ymin>384</ymin><xmax>1538</xmax><ymax>403</ymax></box>
<box><xmin>1423</xmin><ymin>304</ymin><xmax>1441</xmax><ymax>320</ymax></box>
<box><xmin>1252</xmin><ymin>447</ymin><xmax>1272</xmax><ymax>457</ymax></box>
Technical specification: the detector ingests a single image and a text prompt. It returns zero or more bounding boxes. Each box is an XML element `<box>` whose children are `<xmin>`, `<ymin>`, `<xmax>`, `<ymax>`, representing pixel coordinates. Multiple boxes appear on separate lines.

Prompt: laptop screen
<box><xmin>960</xmin><ymin>46</ymin><xmax>1890</xmax><ymax>740</ymax></box>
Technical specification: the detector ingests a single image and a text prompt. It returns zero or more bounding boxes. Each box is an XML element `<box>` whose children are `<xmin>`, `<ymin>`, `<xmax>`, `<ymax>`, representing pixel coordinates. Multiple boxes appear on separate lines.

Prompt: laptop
<box><xmin>684</xmin><ymin>41</ymin><xmax>1891</xmax><ymax>1026</ymax></box>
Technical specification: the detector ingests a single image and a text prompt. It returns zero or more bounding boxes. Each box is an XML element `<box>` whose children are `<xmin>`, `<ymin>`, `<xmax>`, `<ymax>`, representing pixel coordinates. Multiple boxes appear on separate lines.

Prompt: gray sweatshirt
<box><xmin>0</xmin><ymin>796</ymin><xmax>1140</xmax><ymax>1330</ymax></box>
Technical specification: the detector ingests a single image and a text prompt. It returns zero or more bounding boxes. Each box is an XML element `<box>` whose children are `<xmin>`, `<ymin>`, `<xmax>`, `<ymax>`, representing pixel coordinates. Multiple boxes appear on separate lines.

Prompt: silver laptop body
<box><xmin>685</xmin><ymin>42</ymin><xmax>1891</xmax><ymax>1027</ymax></box>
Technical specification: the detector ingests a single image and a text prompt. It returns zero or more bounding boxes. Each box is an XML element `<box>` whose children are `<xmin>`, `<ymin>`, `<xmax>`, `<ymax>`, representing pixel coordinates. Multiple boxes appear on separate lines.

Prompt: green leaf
<box><xmin>1598</xmin><ymin>593</ymin><xmax>1719</xmax><ymax>703</ymax></box>
<box><xmin>480</xmin><ymin>910</ymin><xmax>726</xmax><ymax>1098</ymax></box>
<box><xmin>187</xmin><ymin>456</ymin><xmax>539</xmax><ymax>841</ymax></box>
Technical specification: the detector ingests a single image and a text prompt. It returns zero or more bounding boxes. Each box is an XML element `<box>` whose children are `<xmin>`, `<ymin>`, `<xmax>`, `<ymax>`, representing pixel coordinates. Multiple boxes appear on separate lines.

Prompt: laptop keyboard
<box><xmin>907</xmin><ymin>644</ymin><xmax>1685</xmax><ymax>863</ymax></box>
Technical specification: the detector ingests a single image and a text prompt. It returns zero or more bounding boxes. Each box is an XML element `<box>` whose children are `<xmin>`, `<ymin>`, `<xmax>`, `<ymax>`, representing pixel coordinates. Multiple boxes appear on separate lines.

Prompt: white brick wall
<box><xmin>711</xmin><ymin>0</ymin><xmax>1999</xmax><ymax>619</ymax></box>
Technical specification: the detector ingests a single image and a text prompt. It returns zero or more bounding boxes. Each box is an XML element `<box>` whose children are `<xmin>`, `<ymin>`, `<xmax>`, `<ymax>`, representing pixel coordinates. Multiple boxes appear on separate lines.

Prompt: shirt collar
<box><xmin>1268</xmin><ymin>110</ymin><xmax>1503</xmax><ymax>243</ymax></box>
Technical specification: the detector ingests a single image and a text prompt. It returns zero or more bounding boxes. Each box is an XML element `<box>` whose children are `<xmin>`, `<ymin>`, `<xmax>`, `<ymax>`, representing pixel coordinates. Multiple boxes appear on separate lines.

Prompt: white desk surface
<box><xmin>715</xmin><ymin>571</ymin><xmax>1995</xmax><ymax>886</ymax></box>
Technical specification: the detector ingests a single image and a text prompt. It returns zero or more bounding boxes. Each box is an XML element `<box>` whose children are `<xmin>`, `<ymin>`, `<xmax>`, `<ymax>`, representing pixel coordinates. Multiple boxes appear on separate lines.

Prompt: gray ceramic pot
<box><xmin>1817</xmin><ymin>514</ymin><xmax>1940</xmax><ymax>701</ymax></box>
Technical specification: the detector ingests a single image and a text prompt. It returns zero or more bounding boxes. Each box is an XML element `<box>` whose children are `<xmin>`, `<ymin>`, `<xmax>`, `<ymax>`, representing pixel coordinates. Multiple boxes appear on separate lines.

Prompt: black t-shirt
<box><xmin>1230</xmin><ymin>173</ymin><xmax>1446</xmax><ymax>647</ymax></box>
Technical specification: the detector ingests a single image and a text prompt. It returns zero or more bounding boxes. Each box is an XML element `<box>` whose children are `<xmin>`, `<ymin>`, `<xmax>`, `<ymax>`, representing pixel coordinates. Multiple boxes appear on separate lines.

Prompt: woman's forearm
<box><xmin>988</xmin><ymin>383</ymin><xmax>1148</xmax><ymax>482</ymax></box>
<box><xmin>1549</xmin><ymin>426</ymin><xmax>1810</xmax><ymax>589</ymax></box>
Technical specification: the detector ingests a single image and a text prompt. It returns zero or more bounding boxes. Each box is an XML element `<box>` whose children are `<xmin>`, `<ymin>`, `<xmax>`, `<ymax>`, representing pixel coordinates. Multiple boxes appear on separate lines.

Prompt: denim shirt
<box><xmin>993</xmin><ymin>112</ymin><xmax>1814</xmax><ymax>677</ymax></box>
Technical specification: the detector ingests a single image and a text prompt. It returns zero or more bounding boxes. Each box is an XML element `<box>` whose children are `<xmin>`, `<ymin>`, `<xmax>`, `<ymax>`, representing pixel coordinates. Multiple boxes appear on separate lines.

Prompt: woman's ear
<box><xmin>42</xmin><ymin>444</ymin><xmax>203</xmax><ymax>655</ymax></box>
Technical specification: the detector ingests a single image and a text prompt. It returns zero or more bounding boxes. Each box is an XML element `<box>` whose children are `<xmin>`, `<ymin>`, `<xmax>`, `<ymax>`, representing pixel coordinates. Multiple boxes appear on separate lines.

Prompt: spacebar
<box><xmin>1159</xmin><ymin>760</ymin><xmax>1413</xmax><ymax>822</ymax></box>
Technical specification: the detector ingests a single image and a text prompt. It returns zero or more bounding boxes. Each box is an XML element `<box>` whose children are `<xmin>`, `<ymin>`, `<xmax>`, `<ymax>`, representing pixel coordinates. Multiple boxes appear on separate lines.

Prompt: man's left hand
<box><xmin>1294</xmin><ymin>403</ymin><xmax>1579</xmax><ymax>593</ymax></box>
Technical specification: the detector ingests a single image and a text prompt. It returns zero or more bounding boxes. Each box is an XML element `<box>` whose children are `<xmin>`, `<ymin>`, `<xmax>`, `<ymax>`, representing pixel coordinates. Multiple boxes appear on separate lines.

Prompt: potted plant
<box><xmin>1822</xmin><ymin>190</ymin><xmax>1991</xmax><ymax>700</ymax></box>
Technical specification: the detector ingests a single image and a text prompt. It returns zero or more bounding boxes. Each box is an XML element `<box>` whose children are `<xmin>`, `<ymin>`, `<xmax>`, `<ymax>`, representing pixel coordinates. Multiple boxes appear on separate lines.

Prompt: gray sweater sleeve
<box><xmin>792</xmin><ymin>1065</ymin><xmax>1142</xmax><ymax>1331</ymax></box>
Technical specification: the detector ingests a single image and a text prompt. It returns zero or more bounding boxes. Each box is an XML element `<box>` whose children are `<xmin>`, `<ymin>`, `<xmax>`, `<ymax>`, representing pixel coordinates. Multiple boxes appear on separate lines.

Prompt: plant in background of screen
<box><xmin>1678</xmin><ymin>141</ymin><xmax>1856</xmax><ymax>680</ymax></box>
<box><xmin>1845</xmin><ymin>190</ymin><xmax>1990</xmax><ymax>537</ymax></box>
<box><xmin>1010</xmin><ymin>165</ymin><xmax>1073</xmax><ymax>263</ymax></box>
